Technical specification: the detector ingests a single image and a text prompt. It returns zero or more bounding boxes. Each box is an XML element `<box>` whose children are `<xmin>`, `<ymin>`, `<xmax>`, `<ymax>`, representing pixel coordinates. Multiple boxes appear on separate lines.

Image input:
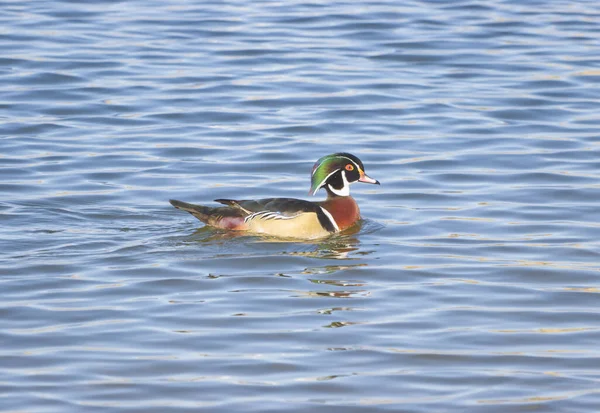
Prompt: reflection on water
<box><xmin>183</xmin><ymin>221</ymin><xmax>375</xmax><ymax>300</ymax></box>
<box><xmin>301</xmin><ymin>290</ymin><xmax>370</xmax><ymax>299</ymax></box>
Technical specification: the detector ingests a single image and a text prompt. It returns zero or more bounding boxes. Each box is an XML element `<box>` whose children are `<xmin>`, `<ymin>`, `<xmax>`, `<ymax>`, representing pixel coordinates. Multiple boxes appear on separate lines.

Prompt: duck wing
<box><xmin>214</xmin><ymin>197</ymin><xmax>320</xmax><ymax>217</ymax></box>
<box><xmin>215</xmin><ymin>197</ymin><xmax>337</xmax><ymax>233</ymax></box>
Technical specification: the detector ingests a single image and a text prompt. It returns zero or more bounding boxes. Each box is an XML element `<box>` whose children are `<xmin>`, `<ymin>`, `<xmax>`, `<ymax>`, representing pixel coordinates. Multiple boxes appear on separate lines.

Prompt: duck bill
<box><xmin>358</xmin><ymin>172</ymin><xmax>380</xmax><ymax>185</ymax></box>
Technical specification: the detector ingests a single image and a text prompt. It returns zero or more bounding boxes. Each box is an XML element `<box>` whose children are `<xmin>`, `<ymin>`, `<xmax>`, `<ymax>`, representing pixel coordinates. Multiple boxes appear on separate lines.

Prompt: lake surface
<box><xmin>2</xmin><ymin>0</ymin><xmax>600</xmax><ymax>411</ymax></box>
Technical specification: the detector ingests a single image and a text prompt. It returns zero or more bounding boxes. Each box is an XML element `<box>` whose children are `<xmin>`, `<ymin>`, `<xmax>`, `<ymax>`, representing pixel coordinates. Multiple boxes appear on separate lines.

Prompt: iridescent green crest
<box><xmin>309</xmin><ymin>153</ymin><xmax>362</xmax><ymax>195</ymax></box>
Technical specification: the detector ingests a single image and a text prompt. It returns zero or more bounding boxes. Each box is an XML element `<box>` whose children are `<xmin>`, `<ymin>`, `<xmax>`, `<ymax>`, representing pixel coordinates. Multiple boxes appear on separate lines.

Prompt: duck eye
<box><xmin>345</xmin><ymin>164</ymin><xmax>354</xmax><ymax>171</ymax></box>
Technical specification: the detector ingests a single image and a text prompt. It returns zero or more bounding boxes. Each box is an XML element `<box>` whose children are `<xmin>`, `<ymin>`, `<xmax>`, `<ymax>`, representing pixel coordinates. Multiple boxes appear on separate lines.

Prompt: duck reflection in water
<box><xmin>182</xmin><ymin>220</ymin><xmax>375</xmax><ymax>302</ymax></box>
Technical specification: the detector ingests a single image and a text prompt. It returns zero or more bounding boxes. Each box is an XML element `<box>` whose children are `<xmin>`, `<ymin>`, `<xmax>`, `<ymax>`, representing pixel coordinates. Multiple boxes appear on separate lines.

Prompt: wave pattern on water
<box><xmin>2</xmin><ymin>0</ymin><xmax>600</xmax><ymax>412</ymax></box>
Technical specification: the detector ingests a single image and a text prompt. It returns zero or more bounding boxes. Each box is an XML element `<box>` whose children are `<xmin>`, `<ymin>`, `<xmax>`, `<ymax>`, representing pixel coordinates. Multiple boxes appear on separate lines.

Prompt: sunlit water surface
<box><xmin>2</xmin><ymin>1</ymin><xmax>600</xmax><ymax>412</ymax></box>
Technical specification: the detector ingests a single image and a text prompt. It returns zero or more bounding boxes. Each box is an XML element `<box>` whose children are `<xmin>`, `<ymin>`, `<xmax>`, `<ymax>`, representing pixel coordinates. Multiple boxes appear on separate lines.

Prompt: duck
<box><xmin>170</xmin><ymin>152</ymin><xmax>379</xmax><ymax>239</ymax></box>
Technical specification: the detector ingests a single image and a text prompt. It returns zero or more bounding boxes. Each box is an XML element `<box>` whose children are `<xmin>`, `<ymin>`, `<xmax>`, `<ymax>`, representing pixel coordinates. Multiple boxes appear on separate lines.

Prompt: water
<box><xmin>2</xmin><ymin>0</ymin><xmax>600</xmax><ymax>411</ymax></box>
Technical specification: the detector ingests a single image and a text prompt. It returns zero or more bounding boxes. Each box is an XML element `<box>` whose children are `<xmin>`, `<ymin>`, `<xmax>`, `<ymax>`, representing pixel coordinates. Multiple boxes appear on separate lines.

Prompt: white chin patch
<box><xmin>328</xmin><ymin>170</ymin><xmax>350</xmax><ymax>196</ymax></box>
<box><xmin>328</xmin><ymin>185</ymin><xmax>349</xmax><ymax>196</ymax></box>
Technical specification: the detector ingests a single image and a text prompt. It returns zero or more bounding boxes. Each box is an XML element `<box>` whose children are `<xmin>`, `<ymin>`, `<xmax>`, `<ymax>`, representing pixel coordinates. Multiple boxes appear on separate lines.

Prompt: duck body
<box><xmin>170</xmin><ymin>153</ymin><xmax>378</xmax><ymax>239</ymax></box>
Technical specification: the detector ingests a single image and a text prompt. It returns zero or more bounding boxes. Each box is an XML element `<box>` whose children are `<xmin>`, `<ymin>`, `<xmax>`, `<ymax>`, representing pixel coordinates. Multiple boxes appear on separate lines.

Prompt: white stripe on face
<box><xmin>327</xmin><ymin>169</ymin><xmax>350</xmax><ymax>197</ymax></box>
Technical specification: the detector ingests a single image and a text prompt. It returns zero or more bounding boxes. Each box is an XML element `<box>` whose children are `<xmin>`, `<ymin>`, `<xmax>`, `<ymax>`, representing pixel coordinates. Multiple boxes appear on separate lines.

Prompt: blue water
<box><xmin>2</xmin><ymin>1</ymin><xmax>600</xmax><ymax>411</ymax></box>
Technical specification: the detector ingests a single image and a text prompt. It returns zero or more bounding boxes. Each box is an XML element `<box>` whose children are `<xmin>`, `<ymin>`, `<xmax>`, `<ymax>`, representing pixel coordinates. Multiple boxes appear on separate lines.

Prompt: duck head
<box><xmin>309</xmin><ymin>152</ymin><xmax>380</xmax><ymax>197</ymax></box>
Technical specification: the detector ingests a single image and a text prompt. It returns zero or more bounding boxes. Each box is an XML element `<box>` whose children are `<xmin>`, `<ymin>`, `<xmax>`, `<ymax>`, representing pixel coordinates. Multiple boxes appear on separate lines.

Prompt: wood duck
<box><xmin>170</xmin><ymin>153</ymin><xmax>380</xmax><ymax>239</ymax></box>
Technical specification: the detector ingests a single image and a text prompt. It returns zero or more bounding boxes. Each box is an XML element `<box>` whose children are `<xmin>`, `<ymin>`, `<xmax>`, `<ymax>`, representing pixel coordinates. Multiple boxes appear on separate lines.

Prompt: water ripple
<box><xmin>2</xmin><ymin>0</ymin><xmax>600</xmax><ymax>411</ymax></box>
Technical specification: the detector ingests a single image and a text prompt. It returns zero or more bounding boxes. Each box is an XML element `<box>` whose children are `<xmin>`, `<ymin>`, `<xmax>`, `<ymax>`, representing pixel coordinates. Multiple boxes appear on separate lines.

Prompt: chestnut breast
<box><xmin>321</xmin><ymin>196</ymin><xmax>361</xmax><ymax>231</ymax></box>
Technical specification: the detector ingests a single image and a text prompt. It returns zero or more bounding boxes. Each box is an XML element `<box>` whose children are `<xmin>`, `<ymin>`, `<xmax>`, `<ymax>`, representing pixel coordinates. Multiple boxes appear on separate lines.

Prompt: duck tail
<box><xmin>169</xmin><ymin>199</ymin><xmax>247</xmax><ymax>230</ymax></box>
